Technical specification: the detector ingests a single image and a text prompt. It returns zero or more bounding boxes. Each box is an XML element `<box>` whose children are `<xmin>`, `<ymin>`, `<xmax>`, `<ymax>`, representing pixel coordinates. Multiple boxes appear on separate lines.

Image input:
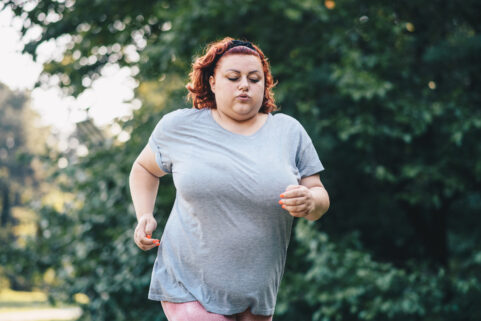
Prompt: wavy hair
<box><xmin>186</xmin><ymin>37</ymin><xmax>278</xmax><ymax>113</ymax></box>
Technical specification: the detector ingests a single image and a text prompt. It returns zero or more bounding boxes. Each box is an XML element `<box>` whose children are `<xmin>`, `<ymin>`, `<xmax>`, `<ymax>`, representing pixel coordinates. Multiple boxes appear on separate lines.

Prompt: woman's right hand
<box><xmin>134</xmin><ymin>213</ymin><xmax>160</xmax><ymax>251</ymax></box>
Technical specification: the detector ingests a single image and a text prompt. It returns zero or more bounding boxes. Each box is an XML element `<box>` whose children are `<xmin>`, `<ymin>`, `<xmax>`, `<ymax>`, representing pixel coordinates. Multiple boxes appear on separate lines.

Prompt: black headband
<box><xmin>210</xmin><ymin>40</ymin><xmax>257</xmax><ymax>74</ymax></box>
<box><xmin>227</xmin><ymin>40</ymin><xmax>255</xmax><ymax>51</ymax></box>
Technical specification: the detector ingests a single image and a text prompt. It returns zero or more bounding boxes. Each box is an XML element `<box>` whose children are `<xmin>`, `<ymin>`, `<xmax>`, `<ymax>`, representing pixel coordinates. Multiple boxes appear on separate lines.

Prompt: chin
<box><xmin>232</xmin><ymin>104</ymin><xmax>260</xmax><ymax>115</ymax></box>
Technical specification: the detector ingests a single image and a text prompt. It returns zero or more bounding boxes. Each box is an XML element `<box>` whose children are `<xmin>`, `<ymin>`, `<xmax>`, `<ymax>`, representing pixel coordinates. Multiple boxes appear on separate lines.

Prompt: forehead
<box><xmin>216</xmin><ymin>54</ymin><xmax>263</xmax><ymax>72</ymax></box>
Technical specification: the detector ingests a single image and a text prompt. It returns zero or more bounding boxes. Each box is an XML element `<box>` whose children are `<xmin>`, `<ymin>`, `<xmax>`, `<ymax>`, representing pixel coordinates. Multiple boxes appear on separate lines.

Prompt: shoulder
<box><xmin>271</xmin><ymin>112</ymin><xmax>304</xmax><ymax>130</ymax></box>
<box><xmin>156</xmin><ymin>107</ymin><xmax>207</xmax><ymax>130</ymax></box>
<box><xmin>161</xmin><ymin>107</ymin><xmax>203</xmax><ymax>122</ymax></box>
<box><xmin>271</xmin><ymin>112</ymin><xmax>314</xmax><ymax>143</ymax></box>
<box><xmin>272</xmin><ymin>112</ymin><xmax>301</xmax><ymax>124</ymax></box>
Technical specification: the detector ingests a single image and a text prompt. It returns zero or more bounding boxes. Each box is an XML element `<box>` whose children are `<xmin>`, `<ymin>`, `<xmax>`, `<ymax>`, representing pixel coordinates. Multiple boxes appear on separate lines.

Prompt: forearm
<box><xmin>304</xmin><ymin>186</ymin><xmax>330</xmax><ymax>221</ymax></box>
<box><xmin>129</xmin><ymin>162</ymin><xmax>160</xmax><ymax>222</ymax></box>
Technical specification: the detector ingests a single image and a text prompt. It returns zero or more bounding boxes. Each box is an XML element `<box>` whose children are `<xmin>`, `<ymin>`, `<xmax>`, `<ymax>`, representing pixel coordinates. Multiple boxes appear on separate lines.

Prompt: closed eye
<box><xmin>228</xmin><ymin>77</ymin><xmax>260</xmax><ymax>83</ymax></box>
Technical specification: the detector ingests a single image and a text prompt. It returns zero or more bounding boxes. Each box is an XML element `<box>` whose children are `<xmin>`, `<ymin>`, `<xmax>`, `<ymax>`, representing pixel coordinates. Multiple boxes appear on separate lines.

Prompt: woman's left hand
<box><xmin>279</xmin><ymin>185</ymin><xmax>315</xmax><ymax>218</ymax></box>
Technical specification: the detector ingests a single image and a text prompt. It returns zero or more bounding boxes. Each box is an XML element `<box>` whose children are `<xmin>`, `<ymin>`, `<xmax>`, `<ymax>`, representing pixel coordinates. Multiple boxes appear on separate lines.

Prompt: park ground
<box><xmin>0</xmin><ymin>288</ymin><xmax>82</xmax><ymax>321</ymax></box>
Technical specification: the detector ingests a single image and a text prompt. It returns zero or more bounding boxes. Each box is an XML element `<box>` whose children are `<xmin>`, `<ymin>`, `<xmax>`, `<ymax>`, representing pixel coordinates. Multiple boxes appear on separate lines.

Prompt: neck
<box><xmin>211</xmin><ymin>109</ymin><xmax>267</xmax><ymax>135</ymax></box>
<box><xmin>214</xmin><ymin>108</ymin><xmax>258</xmax><ymax>126</ymax></box>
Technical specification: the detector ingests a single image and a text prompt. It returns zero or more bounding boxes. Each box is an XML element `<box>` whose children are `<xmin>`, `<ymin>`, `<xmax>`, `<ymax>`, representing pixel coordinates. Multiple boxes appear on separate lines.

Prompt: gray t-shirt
<box><xmin>147</xmin><ymin>107</ymin><xmax>324</xmax><ymax>316</ymax></box>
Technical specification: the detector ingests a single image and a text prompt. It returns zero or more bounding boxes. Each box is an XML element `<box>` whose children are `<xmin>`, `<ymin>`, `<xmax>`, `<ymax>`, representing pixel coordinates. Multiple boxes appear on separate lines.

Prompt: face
<box><xmin>209</xmin><ymin>54</ymin><xmax>265</xmax><ymax>121</ymax></box>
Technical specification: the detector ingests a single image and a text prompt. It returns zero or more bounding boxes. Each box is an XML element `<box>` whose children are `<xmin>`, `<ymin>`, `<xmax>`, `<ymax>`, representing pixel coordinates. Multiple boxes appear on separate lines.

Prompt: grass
<box><xmin>0</xmin><ymin>288</ymin><xmax>78</xmax><ymax>312</ymax></box>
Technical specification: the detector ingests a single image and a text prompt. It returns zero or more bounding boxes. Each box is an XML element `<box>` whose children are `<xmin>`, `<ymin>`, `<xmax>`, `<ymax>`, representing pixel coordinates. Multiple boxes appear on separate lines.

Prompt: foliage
<box><xmin>2</xmin><ymin>0</ymin><xmax>481</xmax><ymax>320</ymax></box>
<box><xmin>0</xmin><ymin>83</ymin><xmax>34</xmax><ymax>226</ymax></box>
<box><xmin>17</xmin><ymin>87</ymin><xmax>183</xmax><ymax>320</ymax></box>
<box><xmin>277</xmin><ymin>219</ymin><xmax>481</xmax><ymax>321</ymax></box>
<box><xmin>0</xmin><ymin>82</ymin><xmax>51</xmax><ymax>290</ymax></box>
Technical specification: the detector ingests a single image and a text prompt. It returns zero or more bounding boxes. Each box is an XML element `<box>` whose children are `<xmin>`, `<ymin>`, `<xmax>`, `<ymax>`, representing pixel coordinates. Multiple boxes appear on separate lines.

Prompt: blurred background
<box><xmin>0</xmin><ymin>0</ymin><xmax>480</xmax><ymax>320</ymax></box>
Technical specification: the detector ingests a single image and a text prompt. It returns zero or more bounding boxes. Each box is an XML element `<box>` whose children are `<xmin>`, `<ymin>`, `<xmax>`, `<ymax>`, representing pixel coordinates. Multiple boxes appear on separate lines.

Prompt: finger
<box><xmin>142</xmin><ymin>242</ymin><xmax>158</xmax><ymax>251</ymax></box>
<box><xmin>147</xmin><ymin>240</ymin><xmax>160</xmax><ymax>249</ymax></box>
<box><xmin>139</xmin><ymin>241</ymin><xmax>160</xmax><ymax>251</ymax></box>
<box><xmin>141</xmin><ymin>236</ymin><xmax>160</xmax><ymax>246</ymax></box>
<box><xmin>281</xmin><ymin>187</ymin><xmax>306</xmax><ymax>199</ymax></box>
<box><xmin>147</xmin><ymin>236</ymin><xmax>160</xmax><ymax>247</ymax></box>
<box><xmin>279</xmin><ymin>196</ymin><xmax>306</xmax><ymax>206</ymax></box>
<box><xmin>142</xmin><ymin>228</ymin><xmax>160</xmax><ymax>246</ymax></box>
<box><xmin>136</xmin><ymin>226</ymin><xmax>158</xmax><ymax>245</ymax></box>
<box><xmin>282</xmin><ymin>202</ymin><xmax>309</xmax><ymax>216</ymax></box>
<box><xmin>280</xmin><ymin>185</ymin><xmax>299</xmax><ymax>198</ymax></box>
<box><xmin>283</xmin><ymin>203</ymin><xmax>308</xmax><ymax>213</ymax></box>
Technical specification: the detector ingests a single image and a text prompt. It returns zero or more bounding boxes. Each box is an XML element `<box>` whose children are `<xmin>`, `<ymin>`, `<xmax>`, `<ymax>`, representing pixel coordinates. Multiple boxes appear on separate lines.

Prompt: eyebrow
<box><xmin>225</xmin><ymin>69</ymin><xmax>262</xmax><ymax>75</ymax></box>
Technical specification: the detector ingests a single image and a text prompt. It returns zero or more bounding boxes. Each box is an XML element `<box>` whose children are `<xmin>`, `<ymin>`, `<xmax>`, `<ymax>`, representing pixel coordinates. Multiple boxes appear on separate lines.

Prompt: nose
<box><xmin>238</xmin><ymin>76</ymin><xmax>249</xmax><ymax>91</ymax></box>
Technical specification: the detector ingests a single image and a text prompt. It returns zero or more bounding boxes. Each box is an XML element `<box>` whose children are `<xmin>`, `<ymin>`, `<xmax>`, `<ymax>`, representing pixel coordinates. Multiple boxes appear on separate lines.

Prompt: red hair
<box><xmin>186</xmin><ymin>37</ymin><xmax>278</xmax><ymax>113</ymax></box>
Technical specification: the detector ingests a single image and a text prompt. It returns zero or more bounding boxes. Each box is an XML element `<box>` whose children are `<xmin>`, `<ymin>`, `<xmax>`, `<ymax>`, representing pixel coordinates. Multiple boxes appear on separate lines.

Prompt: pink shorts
<box><xmin>161</xmin><ymin>300</ymin><xmax>274</xmax><ymax>321</ymax></box>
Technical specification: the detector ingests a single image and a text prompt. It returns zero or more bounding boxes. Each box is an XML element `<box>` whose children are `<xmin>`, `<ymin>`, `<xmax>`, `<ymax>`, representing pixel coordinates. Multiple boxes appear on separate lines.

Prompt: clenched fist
<box><xmin>134</xmin><ymin>213</ymin><xmax>160</xmax><ymax>251</ymax></box>
<box><xmin>279</xmin><ymin>185</ymin><xmax>315</xmax><ymax>218</ymax></box>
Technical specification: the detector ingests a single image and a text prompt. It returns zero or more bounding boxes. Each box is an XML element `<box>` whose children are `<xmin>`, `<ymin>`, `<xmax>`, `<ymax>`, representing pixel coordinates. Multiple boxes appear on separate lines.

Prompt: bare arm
<box><xmin>129</xmin><ymin>144</ymin><xmax>167</xmax><ymax>250</ymax></box>
<box><xmin>129</xmin><ymin>144</ymin><xmax>166</xmax><ymax>220</ymax></box>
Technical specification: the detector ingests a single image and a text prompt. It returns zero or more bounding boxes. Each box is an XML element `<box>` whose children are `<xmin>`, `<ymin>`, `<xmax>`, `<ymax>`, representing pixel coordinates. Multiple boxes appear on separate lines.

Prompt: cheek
<box><xmin>214</xmin><ymin>85</ymin><xmax>233</xmax><ymax>103</ymax></box>
<box><xmin>218</xmin><ymin>81</ymin><xmax>236</xmax><ymax>94</ymax></box>
<box><xmin>255</xmin><ymin>84</ymin><xmax>265</xmax><ymax>98</ymax></box>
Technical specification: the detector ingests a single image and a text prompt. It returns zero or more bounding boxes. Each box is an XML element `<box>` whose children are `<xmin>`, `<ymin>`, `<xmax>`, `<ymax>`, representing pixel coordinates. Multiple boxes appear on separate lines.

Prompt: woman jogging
<box><xmin>129</xmin><ymin>37</ymin><xmax>330</xmax><ymax>321</ymax></box>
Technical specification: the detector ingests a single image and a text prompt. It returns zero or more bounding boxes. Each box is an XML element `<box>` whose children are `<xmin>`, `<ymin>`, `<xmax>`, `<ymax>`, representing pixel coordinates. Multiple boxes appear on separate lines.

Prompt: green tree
<box><xmin>26</xmin><ymin>83</ymin><xmax>183</xmax><ymax>320</ymax></box>
<box><xmin>0</xmin><ymin>83</ymin><xmax>33</xmax><ymax>227</ymax></box>
<box><xmin>3</xmin><ymin>0</ymin><xmax>481</xmax><ymax>319</ymax></box>
<box><xmin>0</xmin><ymin>82</ymin><xmax>51</xmax><ymax>290</ymax></box>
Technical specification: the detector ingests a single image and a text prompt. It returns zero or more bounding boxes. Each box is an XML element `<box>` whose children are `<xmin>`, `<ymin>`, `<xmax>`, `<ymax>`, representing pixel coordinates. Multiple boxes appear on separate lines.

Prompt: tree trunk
<box><xmin>1</xmin><ymin>186</ymin><xmax>10</xmax><ymax>227</ymax></box>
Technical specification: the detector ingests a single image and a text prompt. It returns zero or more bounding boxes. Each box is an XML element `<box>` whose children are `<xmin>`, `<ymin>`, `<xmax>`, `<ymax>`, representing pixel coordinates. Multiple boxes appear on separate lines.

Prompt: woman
<box><xmin>129</xmin><ymin>37</ymin><xmax>330</xmax><ymax>321</ymax></box>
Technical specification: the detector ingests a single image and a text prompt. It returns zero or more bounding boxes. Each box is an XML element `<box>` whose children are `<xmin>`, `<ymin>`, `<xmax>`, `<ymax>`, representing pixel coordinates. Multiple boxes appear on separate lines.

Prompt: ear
<box><xmin>209</xmin><ymin>75</ymin><xmax>215</xmax><ymax>94</ymax></box>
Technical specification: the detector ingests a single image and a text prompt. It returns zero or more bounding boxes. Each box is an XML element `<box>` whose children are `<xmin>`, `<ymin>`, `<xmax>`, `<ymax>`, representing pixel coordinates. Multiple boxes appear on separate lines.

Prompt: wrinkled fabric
<box><xmin>147</xmin><ymin>108</ymin><xmax>324</xmax><ymax>316</ymax></box>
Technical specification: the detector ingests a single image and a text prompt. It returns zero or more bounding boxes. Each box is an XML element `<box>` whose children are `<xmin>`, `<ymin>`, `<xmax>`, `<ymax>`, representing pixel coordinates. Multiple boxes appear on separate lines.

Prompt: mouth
<box><xmin>236</xmin><ymin>94</ymin><xmax>250</xmax><ymax>99</ymax></box>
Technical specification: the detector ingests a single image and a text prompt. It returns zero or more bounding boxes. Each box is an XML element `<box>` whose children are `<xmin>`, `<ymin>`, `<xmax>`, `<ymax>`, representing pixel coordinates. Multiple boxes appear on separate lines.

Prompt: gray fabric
<box><xmin>147</xmin><ymin>107</ymin><xmax>324</xmax><ymax>316</ymax></box>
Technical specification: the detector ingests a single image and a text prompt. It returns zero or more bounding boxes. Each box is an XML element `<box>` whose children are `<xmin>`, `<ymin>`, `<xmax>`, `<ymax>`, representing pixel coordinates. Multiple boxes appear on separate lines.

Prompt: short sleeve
<box><xmin>148</xmin><ymin>115</ymin><xmax>173</xmax><ymax>174</ymax></box>
<box><xmin>295</xmin><ymin>124</ymin><xmax>325</xmax><ymax>178</ymax></box>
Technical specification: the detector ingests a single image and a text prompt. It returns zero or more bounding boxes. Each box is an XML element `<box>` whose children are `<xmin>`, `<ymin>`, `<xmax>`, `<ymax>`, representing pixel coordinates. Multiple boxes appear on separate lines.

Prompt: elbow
<box><xmin>129</xmin><ymin>162</ymin><xmax>136</xmax><ymax>186</ymax></box>
<box><xmin>129</xmin><ymin>161</ymin><xmax>143</xmax><ymax>183</ymax></box>
<box><xmin>324</xmin><ymin>191</ymin><xmax>330</xmax><ymax>213</ymax></box>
